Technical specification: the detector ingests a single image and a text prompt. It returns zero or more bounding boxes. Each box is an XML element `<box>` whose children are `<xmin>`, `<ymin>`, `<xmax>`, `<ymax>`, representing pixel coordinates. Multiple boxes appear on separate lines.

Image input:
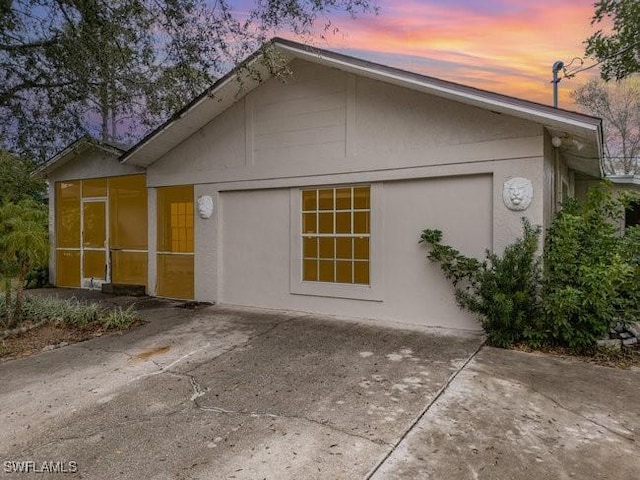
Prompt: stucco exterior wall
<box><xmin>147</xmin><ymin>59</ymin><xmax>543</xmax><ymax>188</ymax></box>
<box><xmin>146</xmin><ymin>58</ymin><xmax>552</xmax><ymax>328</ymax></box>
<box><xmin>219</xmin><ymin>175</ymin><xmax>494</xmax><ymax>330</ymax></box>
<box><xmin>47</xmin><ymin>150</ymin><xmax>142</xmax><ymax>183</ymax></box>
<box><xmin>186</xmin><ymin>151</ymin><xmax>546</xmax><ymax>329</ymax></box>
<box><xmin>43</xmin><ymin>59</ymin><xmax>556</xmax><ymax>329</ymax></box>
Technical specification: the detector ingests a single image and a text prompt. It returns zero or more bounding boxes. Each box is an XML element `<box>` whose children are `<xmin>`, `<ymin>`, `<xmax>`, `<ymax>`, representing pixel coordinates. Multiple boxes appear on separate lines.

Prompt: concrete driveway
<box><xmin>1</xmin><ymin>300</ymin><xmax>639</xmax><ymax>479</ymax></box>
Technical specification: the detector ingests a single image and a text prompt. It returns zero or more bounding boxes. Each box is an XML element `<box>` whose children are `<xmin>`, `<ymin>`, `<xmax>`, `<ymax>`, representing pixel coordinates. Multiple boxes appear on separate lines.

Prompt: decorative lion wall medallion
<box><xmin>197</xmin><ymin>195</ymin><xmax>214</xmax><ymax>219</ymax></box>
<box><xmin>503</xmin><ymin>177</ymin><xmax>533</xmax><ymax>211</ymax></box>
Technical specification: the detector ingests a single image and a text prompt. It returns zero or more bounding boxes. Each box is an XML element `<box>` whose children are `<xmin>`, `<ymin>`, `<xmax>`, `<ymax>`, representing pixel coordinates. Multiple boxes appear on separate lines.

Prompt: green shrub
<box><xmin>102</xmin><ymin>305</ymin><xmax>138</xmax><ymax>330</ymax></box>
<box><xmin>2</xmin><ymin>295</ymin><xmax>139</xmax><ymax>332</ymax></box>
<box><xmin>420</xmin><ymin>219</ymin><xmax>542</xmax><ymax>348</ymax></box>
<box><xmin>617</xmin><ymin>225</ymin><xmax>640</xmax><ymax>322</ymax></box>
<box><xmin>25</xmin><ymin>266</ymin><xmax>51</xmax><ymax>289</ymax></box>
<box><xmin>421</xmin><ymin>183</ymin><xmax>639</xmax><ymax>353</ymax></box>
<box><xmin>0</xmin><ymin>199</ymin><xmax>49</xmax><ymax>327</ymax></box>
<box><xmin>539</xmin><ymin>185</ymin><xmax>639</xmax><ymax>351</ymax></box>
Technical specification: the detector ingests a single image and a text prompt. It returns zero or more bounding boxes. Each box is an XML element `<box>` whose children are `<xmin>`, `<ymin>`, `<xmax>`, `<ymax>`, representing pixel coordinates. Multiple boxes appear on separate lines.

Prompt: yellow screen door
<box><xmin>81</xmin><ymin>199</ymin><xmax>108</xmax><ymax>289</ymax></box>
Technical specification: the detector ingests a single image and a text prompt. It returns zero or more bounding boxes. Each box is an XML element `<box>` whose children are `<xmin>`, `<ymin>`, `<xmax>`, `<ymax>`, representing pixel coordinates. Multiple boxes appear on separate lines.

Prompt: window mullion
<box><xmin>301</xmin><ymin>185</ymin><xmax>370</xmax><ymax>285</ymax></box>
<box><xmin>351</xmin><ymin>187</ymin><xmax>355</xmax><ymax>283</ymax></box>
<box><xmin>333</xmin><ymin>188</ymin><xmax>336</xmax><ymax>283</ymax></box>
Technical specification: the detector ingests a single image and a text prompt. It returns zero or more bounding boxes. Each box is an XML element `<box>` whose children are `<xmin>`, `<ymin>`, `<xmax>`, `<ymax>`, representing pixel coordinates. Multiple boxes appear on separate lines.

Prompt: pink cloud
<box><xmin>299</xmin><ymin>0</ymin><xmax>601</xmax><ymax>106</ymax></box>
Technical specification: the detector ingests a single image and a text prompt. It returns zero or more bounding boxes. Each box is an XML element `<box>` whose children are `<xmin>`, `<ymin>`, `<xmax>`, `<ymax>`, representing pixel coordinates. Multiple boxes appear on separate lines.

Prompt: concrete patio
<box><xmin>1</xmin><ymin>293</ymin><xmax>638</xmax><ymax>479</ymax></box>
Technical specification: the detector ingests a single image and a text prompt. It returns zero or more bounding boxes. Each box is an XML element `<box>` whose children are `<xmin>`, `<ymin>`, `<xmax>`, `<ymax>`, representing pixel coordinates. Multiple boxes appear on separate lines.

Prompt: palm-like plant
<box><xmin>0</xmin><ymin>200</ymin><xmax>48</xmax><ymax>328</ymax></box>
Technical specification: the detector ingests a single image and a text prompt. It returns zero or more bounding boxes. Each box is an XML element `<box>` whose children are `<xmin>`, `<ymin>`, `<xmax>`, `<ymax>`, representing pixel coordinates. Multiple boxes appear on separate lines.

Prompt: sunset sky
<box><xmin>280</xmin><ymin>0</ymin><xmax>603</xmax><ymax>108</ymax></box>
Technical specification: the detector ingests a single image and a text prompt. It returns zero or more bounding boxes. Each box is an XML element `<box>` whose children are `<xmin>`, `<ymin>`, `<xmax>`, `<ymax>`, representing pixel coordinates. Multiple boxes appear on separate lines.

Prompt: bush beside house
<box><xmin>421</xmin><ymin>183</ymin><xmax>640</xmax><ymax>353</ymax></box>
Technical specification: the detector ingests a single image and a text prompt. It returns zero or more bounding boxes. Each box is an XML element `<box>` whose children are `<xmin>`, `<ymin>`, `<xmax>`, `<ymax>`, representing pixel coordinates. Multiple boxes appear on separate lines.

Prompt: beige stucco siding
<box><xmin>146</xmin><ymin>59</ymin><xmax>549</xmax><ymax>328</ymax></box>
<box><xmin>353</xmin><ymin>76</ymin><xmax>541</xmax><ymax>156</ymax></box>
<box><xmin>219</xmin><ymin>175</ymin><xmax>493</xmax><ymax>330</ymax></box>
<box><xmin>47</xmin><ymin>150</ymin><xmax>142</xmax><ymax>183</ymax></box>
<box><xmin>147</xmin><ymin>59</ymin><xmax>544</xmax><ymax>188</ymax></box>
<box><xmin>252</xmin><ymin>61</ymin><xmax>348</xmax><ymax>165</ymax></box>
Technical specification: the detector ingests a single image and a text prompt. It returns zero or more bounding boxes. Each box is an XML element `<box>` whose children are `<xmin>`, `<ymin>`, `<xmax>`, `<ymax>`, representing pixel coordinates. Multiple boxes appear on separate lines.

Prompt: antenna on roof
<box><xmin>551</xmin><ymin>60</ymin><xmax>564</xmax><ymax>108</ymax></box>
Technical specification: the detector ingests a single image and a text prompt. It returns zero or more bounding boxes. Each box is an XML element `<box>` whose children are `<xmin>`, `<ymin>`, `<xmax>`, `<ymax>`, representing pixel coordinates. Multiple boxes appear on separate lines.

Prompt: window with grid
<box><xmin>301</xmin><ymin>186</ymin><xmax>370</xmax><ymax>285</ymax></box>
<box><xmin>170</xmin><ymin>202</ymin><xmax>193</xmax><ymax>252</ymax></box>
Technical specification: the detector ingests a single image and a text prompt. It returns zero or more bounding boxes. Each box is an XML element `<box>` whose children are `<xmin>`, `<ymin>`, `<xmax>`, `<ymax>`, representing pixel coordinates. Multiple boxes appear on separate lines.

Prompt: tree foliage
<box><xmin>586</xmin><ymin>0</ymin><xmax>640</xmax><ymax>80</ymax></box>
<box><xmin>0</xmin><ymin>0</ymin><xmax>376</xmax><ymax>160</ymax></box>
<box><xmin>0</xmin><ymin>200</ymin><xmax>49</xmax><ymax>328</ymax></box>
<box><xmin>571</xmin><ymin>78</ymin><xmax>640</xmax><ymax>175</ymax></box>
<box><xmin>0</xmin><ymin>151</ymin><xmax>47</xmax><ymax>203</ymax></box>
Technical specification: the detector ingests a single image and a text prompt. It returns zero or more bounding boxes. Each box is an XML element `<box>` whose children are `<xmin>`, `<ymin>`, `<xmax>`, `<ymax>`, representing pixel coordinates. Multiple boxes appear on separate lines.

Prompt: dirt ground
<box><xmin>1</xmin><ymin>323</ymin><xmax>108</xmax><ymax>361</ymax></box>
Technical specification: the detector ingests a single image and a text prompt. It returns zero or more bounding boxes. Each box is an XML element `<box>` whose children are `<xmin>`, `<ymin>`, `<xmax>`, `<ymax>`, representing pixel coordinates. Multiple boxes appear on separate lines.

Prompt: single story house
<box><xmin>35</xmin><ymin>38</ymin><xmax>604</xmax><ymax>330</ymax></box>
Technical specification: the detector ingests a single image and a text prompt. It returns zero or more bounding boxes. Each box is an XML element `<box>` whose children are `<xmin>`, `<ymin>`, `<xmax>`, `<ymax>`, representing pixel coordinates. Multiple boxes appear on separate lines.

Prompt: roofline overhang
<box><xmin>34</xmin><ymin>135</ymin><xmax>126</xmax><ymax>178</ymax></box>
<box><xmin>119</xmin><ymin>46</ymin><xmax>269</xmax><ymax>166</ymax></box>
<box><xmin>607</xmin><ymin>175</ymin><xmax>640</xmax><ymax>186</ymax></box>
<box><xmin>274</xmin><ymin>39</ymin><xmax>602</xmax><ymax>134</ymax></box>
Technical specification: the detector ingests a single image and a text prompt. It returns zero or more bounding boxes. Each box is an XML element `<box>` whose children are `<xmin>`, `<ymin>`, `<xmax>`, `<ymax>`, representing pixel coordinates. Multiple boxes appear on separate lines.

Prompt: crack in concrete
<box><xmin>176</xmin><ymin>356</ymin><xmax>391</xmax><ymax>447</ymax></box>
<box><xmin>25</xmin><ymin>313</ymin><xmax>386</xmax><ymax>459</ymax></box>
<box><xmin>191</xmin><ymin>395</ymin><xmax>391</xmax><ymax>447</ymax></box>
<box><xmin>26</xmin><ymin>405</ymin><xmax>190</xmax><ymax>455</ymax></box>
<box><xmin>364</xmin><ymin>341</ymin><xmax>486</xmax><ymax>479</ymax></box>
<box><xmin>276</xmin><ymin>412</ymin><xmax>392</xmax><ymax>447</ymax></box>
<box><xmin>178</xmin><ymin>314</ymin><xmax>304</xmax><ymax>375</ymax></box>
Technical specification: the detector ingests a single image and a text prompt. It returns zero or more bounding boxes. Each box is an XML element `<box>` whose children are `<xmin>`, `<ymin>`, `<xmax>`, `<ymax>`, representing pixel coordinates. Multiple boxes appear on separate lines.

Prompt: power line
<box><xmin>561</xmin><ymin>41</ymin><xmax>640</xmax><ymax>80</ymax></box>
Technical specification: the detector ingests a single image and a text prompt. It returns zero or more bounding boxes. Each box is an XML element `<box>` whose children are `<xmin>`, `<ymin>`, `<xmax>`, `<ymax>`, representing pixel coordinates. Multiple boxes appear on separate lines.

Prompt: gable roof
<box><xmin>34</xmin><ymin>135</ymin><xmax>126</xmax><ymax>177</ymax></box>
<box><xmin>116</xmin><ymin>38</ymin><xmax>602</xmax><ymax>176</ymax></box>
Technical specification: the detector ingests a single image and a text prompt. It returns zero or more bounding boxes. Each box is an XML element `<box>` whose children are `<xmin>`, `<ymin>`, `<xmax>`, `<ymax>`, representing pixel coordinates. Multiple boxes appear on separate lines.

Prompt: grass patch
<box><xmin>102</xmin><ymin>305</ymin><xmax>138</xmax><ymax>330</ymax></box>
<box><xmin>1</xmin><ymin>295</ymin><xmax>143</xmax><ymax>360</ymax></box>
<box><xmin>1</xmin><ymin>295</ymin><xmax>139</xmax><ymax>332</ymax></box>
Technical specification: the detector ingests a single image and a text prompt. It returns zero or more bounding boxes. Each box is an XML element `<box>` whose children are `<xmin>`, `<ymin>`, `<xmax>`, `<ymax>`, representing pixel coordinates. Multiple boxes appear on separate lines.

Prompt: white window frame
<box><xmin>289</xmin><ymin>183</ymin><xmax>384</xmax><ymax>302</ymax></box>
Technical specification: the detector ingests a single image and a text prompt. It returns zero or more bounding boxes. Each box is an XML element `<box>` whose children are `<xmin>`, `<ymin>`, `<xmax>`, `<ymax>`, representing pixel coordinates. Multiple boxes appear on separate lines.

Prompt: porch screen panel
<box><xmin>83</xmin><ymin>250</ymin><xmax>106</xmax><ymax>280</ymax></box>
<box><xmin>56</xmin><ymin>250</ymin><xmax>80</xmax><ymax>287</ymax></box>
<box><xmin>111</xmin><ymin>251</ymin><xmax>148</xmax><ymax>285</ymax></box>
<box><xmin>82</xmin><ymin>178</ymin><xmax>107</xmax><ymax>197</ymax></box>
<box><xmin>55</xmin><ymin>181</ymin><xmax>81</xmax><ymax>286</ymax></box>
<box><xmin>82</xmin><ymin>201</ymin><xmax>106</xmax><ymax>248</ymax></box>
<box><xmin>157</xmin><ymin>185</ymin><xmax>194</xmax><ymax>299</ymax></box>
<box><xmin>108</xmin><ymin>175</ymin><xmax>147</xmax><ymax>249</ymax></box>
<box><xmin>157</xmin><ymin>254</ymin><xmax>194</xmax><ymax>300</ymax></box>
<box><xmin>108</xmin><ymin>175</ymin><xmax>148</xmax><ymax>286</ymax></box>
<box><xmin>56</xmin><ymin>181</ymin><xmax>81</xmax><ymax>248</ymax></box>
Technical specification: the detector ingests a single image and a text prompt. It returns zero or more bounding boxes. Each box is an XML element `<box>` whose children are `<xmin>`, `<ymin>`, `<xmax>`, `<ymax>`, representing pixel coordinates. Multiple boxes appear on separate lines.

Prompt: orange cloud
<box><xmin>295</xmin><ymin>0</ymin><xmax>602</xmax><ymax>107</ymax></box>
